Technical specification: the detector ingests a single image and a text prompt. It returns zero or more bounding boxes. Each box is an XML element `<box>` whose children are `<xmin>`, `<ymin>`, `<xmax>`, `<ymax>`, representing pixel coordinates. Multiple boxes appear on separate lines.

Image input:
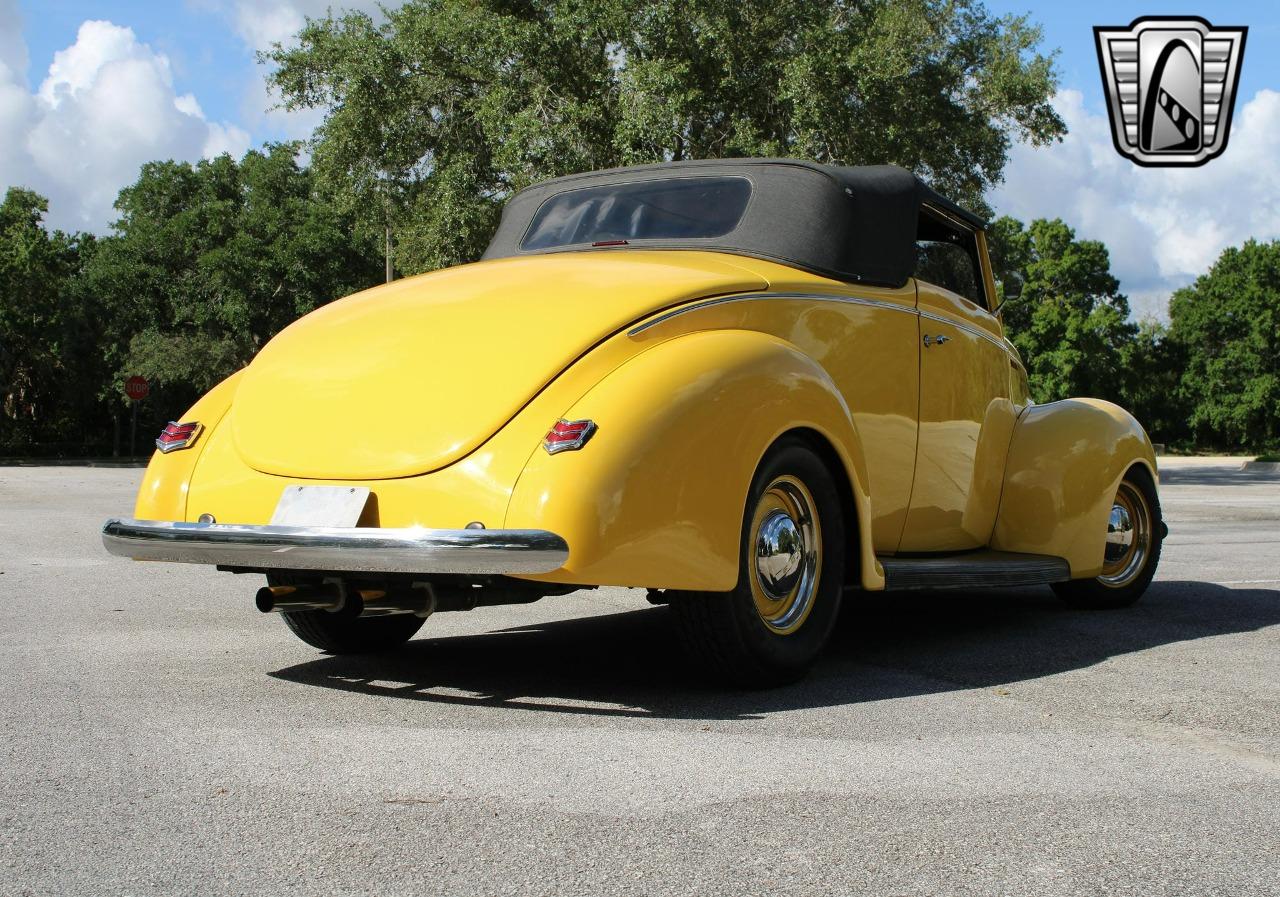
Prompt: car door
<box><xmin>735</xmin><ymin>282</ymin><xmax>922</xmax><ymax>555</ymax></box>
<box><xmin>898</xmin><ymin>216</ymin><xmax>1018</xmax><ymax>552</ymax></box>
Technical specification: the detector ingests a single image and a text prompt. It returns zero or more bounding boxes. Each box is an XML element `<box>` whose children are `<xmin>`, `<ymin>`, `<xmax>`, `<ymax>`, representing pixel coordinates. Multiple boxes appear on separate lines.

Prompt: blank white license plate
<box><xmin>270</xmin><ymin>486</ymin><xmax>370</xmax><ymax>527</ymax></box>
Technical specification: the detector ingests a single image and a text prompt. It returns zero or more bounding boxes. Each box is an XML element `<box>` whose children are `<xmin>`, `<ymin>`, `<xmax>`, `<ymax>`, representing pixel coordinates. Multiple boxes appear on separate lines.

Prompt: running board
<box><xmin>879</xmin><ymin>550</ymin><xmax>1071</xmax><ymax>591</ymax></box>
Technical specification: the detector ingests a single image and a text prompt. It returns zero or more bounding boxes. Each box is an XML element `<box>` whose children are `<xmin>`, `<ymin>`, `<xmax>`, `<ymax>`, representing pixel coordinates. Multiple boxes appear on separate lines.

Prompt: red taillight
<box><xmin>543</xmin><ymin>419</ymin><xmax>597</xmax><ymax>454</ymax></box>
<box><xmin>156</xmin><ymin>421</ymin><xmax>202</xmax><ymax>453</ymax></box>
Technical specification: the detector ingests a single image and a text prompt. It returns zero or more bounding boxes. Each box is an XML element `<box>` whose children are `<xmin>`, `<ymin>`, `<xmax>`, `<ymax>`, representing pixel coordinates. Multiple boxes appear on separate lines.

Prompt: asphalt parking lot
<box><xmin>1</xmin><ymin>459</ymin><xmax>1277</xmax><ymax>896</ymax></box>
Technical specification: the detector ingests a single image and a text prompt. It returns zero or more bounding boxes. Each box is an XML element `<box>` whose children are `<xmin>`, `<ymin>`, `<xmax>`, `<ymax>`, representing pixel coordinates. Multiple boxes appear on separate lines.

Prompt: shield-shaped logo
<box><xmin>1095</xmin><ymin>16</ymin><xmax>1247</xmax><ymax>166</ymax></box>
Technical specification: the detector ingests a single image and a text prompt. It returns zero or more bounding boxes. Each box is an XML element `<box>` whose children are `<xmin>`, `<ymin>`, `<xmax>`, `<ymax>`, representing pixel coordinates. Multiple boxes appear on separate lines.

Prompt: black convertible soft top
<box><xmin>482</xmin><ymin>159</ymin><xmax>985</xmax><ymax>289</ymax></box>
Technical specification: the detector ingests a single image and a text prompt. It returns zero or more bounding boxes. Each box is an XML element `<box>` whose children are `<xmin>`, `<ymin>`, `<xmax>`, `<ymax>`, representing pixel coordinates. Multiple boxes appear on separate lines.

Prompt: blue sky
<box><xmin>13</xmin><ymin>0</ymin><xmax>317</xmax><ymax>143</ymax></box>
<box><xmin>985</xmin><ymin>2</ymin><xmax>1277</xmax><ymax>114</ymax></box>
<box><xmin>19</xmin><ymin>4</ymin><xmax>250</xmax><ymax>123</ymax></box>
<box><xmin>3</xmin><ymin>1</ymin><xmax>1279</xmax><ymax>317</ymax></box>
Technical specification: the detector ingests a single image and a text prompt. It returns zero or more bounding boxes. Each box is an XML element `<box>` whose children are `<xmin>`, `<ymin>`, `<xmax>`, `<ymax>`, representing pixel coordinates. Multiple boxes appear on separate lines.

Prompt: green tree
<box><xmin>0</xmin><ymin>188</ymin><xmax>95</xmax><ymax>453</ymax></box>
<box><xmin>1168</xmin><ymin>240</ymin><xmax>1280</xmax><ymax>450</ymax></box>
<box><xmin>80</xmin><ymin>144</ymin><xmax>384</xmax><ymax>423</ymax></box>
<box><xmin>265</xmin><ymin>0</ymin><xmax>1063</xmax><ymax>273</ymax></box>
<box><xmin>988</xmin><ymin>216</ymin><xmax>1136</xmax><ymax>406</ymax></box>
<box><xmin>1121</xmin><ymin>319</ymin><xmax>1188</xmax><ymax>445</ymax></box>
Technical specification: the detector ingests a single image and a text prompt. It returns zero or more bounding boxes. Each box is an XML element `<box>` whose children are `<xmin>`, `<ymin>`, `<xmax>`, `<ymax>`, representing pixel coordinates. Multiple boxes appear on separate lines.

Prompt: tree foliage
<box><xmin>993</xmin><ymin>224</ymin><xmax>1280</xmax><ymax>451</ymax></box>
<box><xmin>1168</xmin><ymin>240</ymin><xmax>1280</xmax><ymax>449</ymax></box>
<box><xmin>0</xmin><ymin>147</ymin><xmax>383</xmax><ymax>455</ymax></box>
<box><xmin>1121</xmin><ymin>318</ymin><xmax>1188</xmax><ymax>446</ymax></box>
<box><xmin>0</xmin><ymin>188</ymin><xmax>96</xmax><ymax>451</ymax></box>
<box><xmin>80</xmin><ymin>144</ymin><xmax>384</xmax><ymax>418</ymax></box>
<box><xmin>266</xmin><ymin>0</ymin><xmax>1064</xmax><ymax>273</ymax></box>
<box><xmin>988</xmin><ymin>216</ymin><xmax>1135</xmax><ymax>406</ymax></box>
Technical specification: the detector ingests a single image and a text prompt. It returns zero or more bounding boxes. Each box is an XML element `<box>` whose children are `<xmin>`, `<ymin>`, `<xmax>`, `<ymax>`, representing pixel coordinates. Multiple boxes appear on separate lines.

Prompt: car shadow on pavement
<box><xmin>267</xmin><ymin>580</ymin><xmax>1280</xmax><ymax>720</ymax></box>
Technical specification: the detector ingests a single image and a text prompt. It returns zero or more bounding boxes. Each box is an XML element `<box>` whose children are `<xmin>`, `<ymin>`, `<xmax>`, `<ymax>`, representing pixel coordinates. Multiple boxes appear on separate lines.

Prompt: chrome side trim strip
<box><xmin>102</xmin><ymin>518</ymin><xmax>570</xmax><ymax>575</ymax></box>
<box><xmin>627</xmin><ymin>290</ymin><xmax>1016</xmax><ymax>359</ymax></box>
<box><xmin>628</xmin><ymin>291</ymin><xmax>917</xmax><ymax>336</ymax></box>
<box><xmin>918</xmin><ymin>309</ymin><xmax>1010</xmax><ymax>352</ymax></box>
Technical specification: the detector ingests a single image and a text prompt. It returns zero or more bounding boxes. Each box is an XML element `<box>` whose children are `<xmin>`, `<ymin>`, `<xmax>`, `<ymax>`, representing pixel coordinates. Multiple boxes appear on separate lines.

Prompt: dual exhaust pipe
<box><xmin>256</xmin><ymin>581</ymin><xmax>439</xmax><ymax>618</ymax></box>
<box><xmin>254</xmin><ymin>579</ymin><xmax>535</xmax><ymax>618</ymax></box>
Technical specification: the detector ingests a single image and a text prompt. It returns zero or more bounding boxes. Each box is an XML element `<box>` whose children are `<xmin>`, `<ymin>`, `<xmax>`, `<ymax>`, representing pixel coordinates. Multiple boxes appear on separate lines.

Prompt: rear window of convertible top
<box><xmin>519</xmin><ymin>176</ymin><xmax>752</xmax><ymax>251</ymax></box>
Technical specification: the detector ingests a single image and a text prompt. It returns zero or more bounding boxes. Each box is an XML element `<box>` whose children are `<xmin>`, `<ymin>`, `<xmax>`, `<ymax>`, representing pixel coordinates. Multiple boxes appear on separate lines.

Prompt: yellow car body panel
<box><xmin>506</xmin><ymin>328</ymin><xmax>878</xmax><ymax>591</ymax></box>
<box><xmin>991</xmin><ymin>398</ymin><xmax>1158</xmax><ymax>577</ymax></box>
<box><xmin>897</xmin><ymin>279</ymin><xmax>1020</xmax><ymax>552</ymax></box>
<box><xmin>631</xmin><ymin>261</ymin><xmax>920</xmax><ymax>556</ymax></box>
<box><xmin>133</xmin><ymin>370</ymin><xmax>244</xmax><ymax>522</ymax></box>
<box><xmin>229</xmin><ymin>252</ymin><xmax>767</xmax><ymax>480</ymax></box>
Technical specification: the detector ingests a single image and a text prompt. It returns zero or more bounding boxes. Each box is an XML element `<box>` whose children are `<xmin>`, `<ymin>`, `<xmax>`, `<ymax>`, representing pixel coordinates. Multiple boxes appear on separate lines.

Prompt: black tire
<box><xmin>1051</xmin><ymin>467</ymin><xmax>1163</xmax><ymax>609</ymax></box>
<box><xmin>280</xmin><ymin>607</ymin><xmax>425</xmax><ymax>654</ymax></box>
<box><xmin>671</xmin><ymin>437</ymin><xmax>846</xmax><ymax>687</ymax></box>
<box><xmin>267</xmin><ymin>573</ymin><xmax>425</xmax><ymax>653</ymax></box>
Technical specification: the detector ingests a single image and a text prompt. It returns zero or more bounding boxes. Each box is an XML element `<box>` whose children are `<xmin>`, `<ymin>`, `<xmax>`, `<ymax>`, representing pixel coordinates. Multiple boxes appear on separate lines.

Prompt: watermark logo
<box><xmin>1094</xmin><ymin>16</ymin><xmax>1247</xmax><ymax>167</ymax></box>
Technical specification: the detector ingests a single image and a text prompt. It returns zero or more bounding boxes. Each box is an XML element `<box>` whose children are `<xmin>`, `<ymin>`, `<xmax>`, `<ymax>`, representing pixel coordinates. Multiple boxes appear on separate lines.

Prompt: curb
<box><xmin>0</xmin><ymin>459</ymin><xmax>149</xmax><ymax>468</ymax></box>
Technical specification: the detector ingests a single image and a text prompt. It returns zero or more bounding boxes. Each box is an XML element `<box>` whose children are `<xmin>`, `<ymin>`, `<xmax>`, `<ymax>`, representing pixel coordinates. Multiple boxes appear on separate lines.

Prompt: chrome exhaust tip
<box><xmin>254</xmin><ymin>583</ymin><xmax>350</xmax><ymax>614</ymax></box>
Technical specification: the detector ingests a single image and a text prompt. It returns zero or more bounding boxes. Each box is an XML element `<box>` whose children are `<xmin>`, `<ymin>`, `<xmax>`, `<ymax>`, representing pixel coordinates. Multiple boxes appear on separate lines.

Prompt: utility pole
<box><xmin>385</xmin><ymin>224</ymin><xmax>394</xmax><ymax>283</ymax></box>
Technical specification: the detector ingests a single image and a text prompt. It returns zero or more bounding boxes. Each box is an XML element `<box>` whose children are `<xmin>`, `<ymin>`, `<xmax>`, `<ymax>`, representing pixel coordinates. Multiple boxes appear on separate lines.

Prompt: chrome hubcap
<box><xmin>749</xmin><ymin>476</ymin><xmax>821</xmax><ymax>634</ymax></box>
<box><xmin>1098</xmin><ymin>481</ymin><xmax>1153</xmax><ymax>588</ymax></box>
<box><xmin>1103</xmin><ymin>503</ymin><xmax>1135</xmax><ymax>565</ymax></box>
<box><xmin>755</xmin><ymin>511</ymin><xmax>803</xmax><ymax>600</ymax></box>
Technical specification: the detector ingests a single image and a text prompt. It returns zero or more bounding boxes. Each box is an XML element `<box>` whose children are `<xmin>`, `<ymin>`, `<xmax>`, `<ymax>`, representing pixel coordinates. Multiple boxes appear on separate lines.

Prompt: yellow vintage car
<box><xmin>103</xmin><ymin>159</ymin><xmax>1164</xmax><ymax>685</ymax></box>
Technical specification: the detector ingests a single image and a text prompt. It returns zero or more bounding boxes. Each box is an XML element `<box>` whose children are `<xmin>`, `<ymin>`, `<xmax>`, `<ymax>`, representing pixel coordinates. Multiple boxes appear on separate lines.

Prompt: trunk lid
<box><xmin>230</xmin><ymin>251</ymin><xmax>767</xmax><ymax>479</ymax></box>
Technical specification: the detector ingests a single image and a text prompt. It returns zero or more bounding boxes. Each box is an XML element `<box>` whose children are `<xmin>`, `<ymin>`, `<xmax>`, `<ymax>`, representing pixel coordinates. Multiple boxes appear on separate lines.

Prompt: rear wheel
<box><xmin>280</xmin><ymin>608</ymin><xmax>425</xmax><ymax>654</ymax></box>
<box><xmin>1051</xmin><ymin>468</ymin><xmax>1162</xmax><ymax>609</ymax></box>
<box><xmin>671</xmin><ymin>438</ymin><xmax>846</xmax><ymax>687</ymax></box>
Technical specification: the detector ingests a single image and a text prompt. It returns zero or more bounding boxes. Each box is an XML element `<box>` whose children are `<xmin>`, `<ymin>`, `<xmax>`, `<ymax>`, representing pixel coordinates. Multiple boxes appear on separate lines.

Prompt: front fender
<box><xmin>505</xmin><ymin>329</ymin><xmax>878</xmax><ymax>591</ymax></box>
<box><xmin>134</xmin><ymin>370</ymin><xmax>244</xmax><ymax>521</ymax></box>
<box><xmin>991</xmin><ymin>398</ymin><xmax>1158</xmax><ymax>578</ymax></box>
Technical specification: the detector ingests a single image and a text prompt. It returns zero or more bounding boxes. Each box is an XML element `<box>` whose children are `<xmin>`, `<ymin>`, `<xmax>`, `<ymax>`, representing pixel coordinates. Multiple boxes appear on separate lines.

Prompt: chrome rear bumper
<box><xmin>101</xmin><ymin>518</ymin><xmax>569</xmax><ymax>575</ymax></box>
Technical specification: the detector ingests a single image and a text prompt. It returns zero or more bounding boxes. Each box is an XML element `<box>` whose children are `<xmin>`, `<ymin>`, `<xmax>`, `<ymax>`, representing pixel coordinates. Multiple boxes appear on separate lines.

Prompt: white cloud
<box><xmin>0</xmin><ymin>12</ymin><xmax>251</xmax><ymax>233</ymax></box>
<box><xmin>203</xmin><ymin>120</ymin><xmax>252</xmax><ymax>158</ymax></box>
<box><xmin>229</xmin><ymin>2</ymin><xmax>310</xmax><ymax>50</ymax></box>
<box><xmin>0</xmin><ymin>0</ymin><xmax>27</xmax><ymax>80</ymax></box>
<box><xmin>173</xmin><ymin>92</ymin><xmax>203</xmax><ymax>118</ymax></box>
<box><xmin>218</xmin><ymin>0</ymin><xmax>390</xmax><ymax>50</ymax></box>
<box><xmin>992</xmin><ymin>89</ymin><xmax>1280</xmax><ymax>320</ymax></box>
<box><xmin>200</xmin><ymin>1</ymin><xmax>395</xmax><ymax>143</ymax></box>
<box><xmin>37</xmin><ymin>18</ymin><xmax>142</xmax><ymax>105</ymax></box>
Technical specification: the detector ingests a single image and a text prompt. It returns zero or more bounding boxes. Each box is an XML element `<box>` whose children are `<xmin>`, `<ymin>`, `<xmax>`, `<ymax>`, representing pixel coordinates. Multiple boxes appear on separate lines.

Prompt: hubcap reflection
<box><xmin>749</xmin><ymin>476</ymin><xmax>821</xmax><ymax>634</ymax></box>
<box><xmin>1103</xmin><ymin>503</ymin><xmax>1135</xmax><ymax>565</ymax></box>
<box><xmin>755</xmin><ymin>511</ymin><xmax>803</xmax><ymax>599</ymax></box>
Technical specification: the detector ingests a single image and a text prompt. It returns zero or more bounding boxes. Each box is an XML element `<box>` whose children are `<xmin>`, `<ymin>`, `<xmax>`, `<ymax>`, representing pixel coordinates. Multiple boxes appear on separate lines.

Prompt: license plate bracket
<box><xmin>270</xmin><ymin>485</ymin><xmax>370</xmax><ymax>527</ymax></box>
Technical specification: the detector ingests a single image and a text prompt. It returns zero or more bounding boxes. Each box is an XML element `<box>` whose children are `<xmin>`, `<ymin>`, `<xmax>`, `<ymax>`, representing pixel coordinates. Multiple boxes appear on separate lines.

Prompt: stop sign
<box><xmin>124</xmin><ymin>375</ymin><xmax>150</xmax><ymax>401</ymax></box>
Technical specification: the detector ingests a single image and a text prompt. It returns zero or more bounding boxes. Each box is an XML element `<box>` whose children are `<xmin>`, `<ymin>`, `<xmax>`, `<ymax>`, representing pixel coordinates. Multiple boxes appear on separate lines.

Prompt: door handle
<box><xmin>923</xmin><ymin>333</ymin><xmax>951</xmax><ymax>348</ymax></box>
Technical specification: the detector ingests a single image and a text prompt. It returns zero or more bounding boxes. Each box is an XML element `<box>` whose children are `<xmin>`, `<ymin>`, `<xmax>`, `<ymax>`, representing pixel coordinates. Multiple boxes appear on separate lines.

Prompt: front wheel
<box><xmin>671</xmin><ymin>438</ymin><xmax>846</xmax><ymax>687</ymax></box>
<box><xmin>1051</xmin><ymin>467</ymin><xmax>1163</xmax><ymax>609</ymax></box>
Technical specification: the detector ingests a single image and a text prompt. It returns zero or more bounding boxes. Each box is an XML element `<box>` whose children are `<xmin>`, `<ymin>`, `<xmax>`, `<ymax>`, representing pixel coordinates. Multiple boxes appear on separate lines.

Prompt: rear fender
<box><xmin>991</xmin><ymin>398</ymin><xmax>1158</xmax><ymax>577</ymax></box>
<box><xmin>134</xmin><ymin>370</ymin><xmax>244</xmax><ymax>521</ymax></box>
<box><xmin>505</xmin><ymin>330</ymin><xmax>879</xmax><ymax>591</ymax></box>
